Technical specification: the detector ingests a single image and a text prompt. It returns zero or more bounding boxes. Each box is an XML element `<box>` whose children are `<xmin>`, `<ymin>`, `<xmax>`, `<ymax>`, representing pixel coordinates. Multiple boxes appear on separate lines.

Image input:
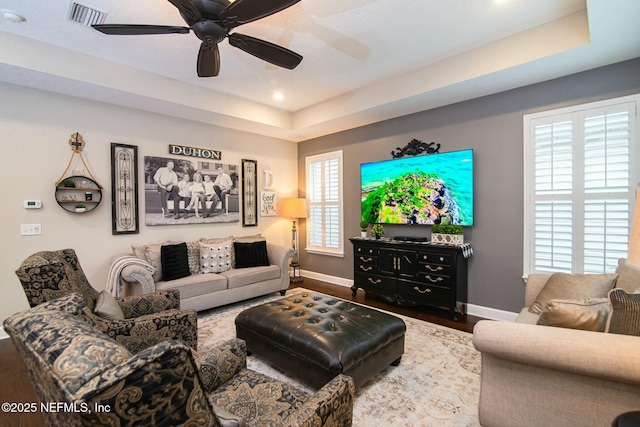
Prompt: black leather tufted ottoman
<box><xmin>235</xmin><ymin>292</ymin><xmax>406</xmax><ymax>389</ymax></box>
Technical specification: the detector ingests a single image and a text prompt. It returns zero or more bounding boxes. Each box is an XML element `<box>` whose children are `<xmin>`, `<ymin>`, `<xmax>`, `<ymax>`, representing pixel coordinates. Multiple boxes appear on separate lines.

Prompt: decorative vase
<box><xmin>374</xmin><ymin>234</ymin><xmax>381</xmax><ymax>240</ymax></box>
<box><xmin>75</xmin><ymin>208</ymin><xmax>86</xmax><ymax>213</ymax></box>
<box><xmin>361</xmin><ymin>231</ymin><xmax>367</xmax><ymax>238</ymax></box>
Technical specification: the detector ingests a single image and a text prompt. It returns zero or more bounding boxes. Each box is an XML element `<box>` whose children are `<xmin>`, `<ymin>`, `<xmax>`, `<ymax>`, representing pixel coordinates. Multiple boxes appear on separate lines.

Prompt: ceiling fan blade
<box><xmin>229</xmin><ymin>33</ymin><xmax>302</xmax><ymax>70</ymax></box>
<box><xmin>92</xmin><ymin>24</ymin><xmax>190</xmax><ymax>35</ymax></box>
<box><xmin>197</xmin><ymin>37</ymin><xmax>221</xmax><ymax>77</ymax></box>
<box><xmin>168</xmin><ymin>0</ymin><xmax>203</xmax><ymax>26</ymax></box>
<box><xmin>220</xmin><ymin>0</ymin><xmax>301</xmax><ymax>28</ymax></box>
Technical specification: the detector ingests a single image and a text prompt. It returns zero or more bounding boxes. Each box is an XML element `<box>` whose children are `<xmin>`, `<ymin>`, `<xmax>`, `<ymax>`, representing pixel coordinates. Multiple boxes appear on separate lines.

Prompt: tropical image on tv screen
<box><xmin>360</xmin><ymin>149</ymin><xmax>474</xmax><ymax>226</ymax></box>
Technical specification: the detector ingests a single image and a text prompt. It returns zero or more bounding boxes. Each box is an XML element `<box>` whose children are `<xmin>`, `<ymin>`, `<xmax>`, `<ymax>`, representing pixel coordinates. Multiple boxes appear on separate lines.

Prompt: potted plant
<box><xmin>75</xmin><ymin>204</ymin><xmax>86</xmax><ymax>213</ymax></box>
<box><xmin>371</xmin><ymin>223</ymin><xmax>385</xmax><ymax>239</ymax></box>
<box><xmin>61</xmin><ymin>178</ymin><xmax>76</xmax><ymax>188</ymax></box>
<box><xmin>359</xmin><ymin>220</ymin><xmax>369</xmax><ymax>238</ymax></box>
<box><xmin>431</xmin><ymin>223</ymin><xmax>464</xmax><ymax>245</ymax></box>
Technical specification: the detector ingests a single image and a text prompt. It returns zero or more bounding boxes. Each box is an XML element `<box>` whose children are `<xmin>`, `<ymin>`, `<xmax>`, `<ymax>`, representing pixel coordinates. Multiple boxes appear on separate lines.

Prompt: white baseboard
<box><xmin>300</xmin><ymin>270</ymin><xmax>518</xmax><ymax>322</ymax></box>
<box><xmin>0</xmin><ymin>328</ymin><xmax>8</xmax><ymax>340</ymax></box>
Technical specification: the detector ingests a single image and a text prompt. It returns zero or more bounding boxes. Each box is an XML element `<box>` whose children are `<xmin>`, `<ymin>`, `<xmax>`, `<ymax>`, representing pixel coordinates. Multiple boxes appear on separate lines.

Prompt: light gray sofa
<box><xmin>110</xmin><ymin>236</ymin><xmax>294</xmax><ymax>312</ymax></box>
<box><xmin>472</xmin><ymin>261</ymin><xmax>640</xmax><ymax>427</ymax></box>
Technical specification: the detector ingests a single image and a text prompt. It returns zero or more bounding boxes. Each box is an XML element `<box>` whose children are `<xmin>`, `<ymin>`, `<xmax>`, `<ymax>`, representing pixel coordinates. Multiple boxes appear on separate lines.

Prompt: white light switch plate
<box><xmin>20</xmin><ymin>224</ymin><xmax>41</xmax><ymax>235</ymax></box>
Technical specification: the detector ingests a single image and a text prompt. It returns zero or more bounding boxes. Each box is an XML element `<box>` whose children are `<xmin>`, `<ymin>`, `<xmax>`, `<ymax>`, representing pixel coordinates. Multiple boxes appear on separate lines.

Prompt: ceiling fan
<box><xmin>92</xmin><ymin>0</ymin><xmax>303</xmax><ymax>77</ymax></box>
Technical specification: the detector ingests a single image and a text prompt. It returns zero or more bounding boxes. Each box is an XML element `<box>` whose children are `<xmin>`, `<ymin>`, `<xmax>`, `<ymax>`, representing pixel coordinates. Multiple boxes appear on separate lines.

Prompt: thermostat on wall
<box><xmin>24</xmin><ymin>200</ymin><xmax>42</xmax><ymax>209</ymax></box>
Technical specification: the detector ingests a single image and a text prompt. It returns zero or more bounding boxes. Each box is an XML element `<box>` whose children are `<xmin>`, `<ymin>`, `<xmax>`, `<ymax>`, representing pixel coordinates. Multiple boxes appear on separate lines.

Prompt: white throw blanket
<box><xmin>106</xmin><ymin>256</ymin><xmax>155</xmax><ymax>297</ymax></box>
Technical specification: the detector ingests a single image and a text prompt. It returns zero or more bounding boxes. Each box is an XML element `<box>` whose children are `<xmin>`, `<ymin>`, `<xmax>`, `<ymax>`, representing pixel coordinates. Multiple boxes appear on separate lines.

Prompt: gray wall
<box><xmin>297</xmin><ymin>57</ymin><xmax>640</xmax><ymax>313</ymax></box>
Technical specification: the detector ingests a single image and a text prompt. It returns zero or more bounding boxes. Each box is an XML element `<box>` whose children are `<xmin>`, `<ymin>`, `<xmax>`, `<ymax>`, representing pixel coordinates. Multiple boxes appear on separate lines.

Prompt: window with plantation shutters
<box><xmin>524</xmin><ymin>94</ymin><xmax>639</xmax><ymax>275</ymax></box>
<box><xmin>305</xmin><ymin>150</ymin><xmax>344</xmax><ymax>256</ymax></box>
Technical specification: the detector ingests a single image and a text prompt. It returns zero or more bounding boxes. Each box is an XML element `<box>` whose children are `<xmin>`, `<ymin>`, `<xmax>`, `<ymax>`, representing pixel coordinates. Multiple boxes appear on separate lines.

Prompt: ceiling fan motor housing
<box><xmin>192</xmin><ymin>20</ymin><xmax>226</xmax><ymax>42</ymax></box>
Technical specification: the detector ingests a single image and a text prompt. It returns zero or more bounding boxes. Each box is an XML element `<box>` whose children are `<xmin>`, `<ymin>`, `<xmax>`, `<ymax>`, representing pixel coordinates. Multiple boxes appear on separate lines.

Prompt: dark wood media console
<box><xmin>350</xmin><ymin>237</ymin><xmax>469</xmax><ymax>321</ymax></box>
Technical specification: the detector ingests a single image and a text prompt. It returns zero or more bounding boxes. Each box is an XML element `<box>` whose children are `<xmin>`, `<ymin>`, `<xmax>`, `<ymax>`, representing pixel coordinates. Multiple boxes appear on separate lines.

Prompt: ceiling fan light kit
<box><xmin>92</xmin><ymin>0</ymin><xmax>303</xmax><ymax>77</ymax></box>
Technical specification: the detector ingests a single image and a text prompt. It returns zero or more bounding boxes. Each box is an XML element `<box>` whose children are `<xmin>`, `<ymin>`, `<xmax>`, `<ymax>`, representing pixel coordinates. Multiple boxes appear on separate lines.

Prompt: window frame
<box><xmin>305</xmin><ymin>150</ymin><xmax>344</xmax><ymax>257</ymax></box>
<box><xmin>523</xmin><ymin>94</ymin><xmax>639</xmax><ymax>276</ymax></box>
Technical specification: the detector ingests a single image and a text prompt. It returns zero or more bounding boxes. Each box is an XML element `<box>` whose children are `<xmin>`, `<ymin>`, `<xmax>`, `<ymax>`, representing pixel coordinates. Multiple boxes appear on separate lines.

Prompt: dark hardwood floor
<box><xmin>0</xmin><ymin>278</ymin><xmax>482</xmax><ymax>427</ymax></box>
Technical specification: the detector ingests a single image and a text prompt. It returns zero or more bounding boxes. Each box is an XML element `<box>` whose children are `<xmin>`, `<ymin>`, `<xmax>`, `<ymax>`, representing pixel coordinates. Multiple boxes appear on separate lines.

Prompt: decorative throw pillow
<box><xmin>200</xmin><ymin>238</ymin><xmax>233</xmax><ymax>274</ymax></box>
<box><xmin>94</xmin><ymin>290</ymin><xmax>125</xmax><ymax>320</ymax></box>
<box><xmin>537</xmin><ymin>298</ymin><xmax>611</xmax><ymax>331</ymax></box>
<box><xmin>161</xmin><ymin>243</ymin><xmax>191</xmax><ymax>281</ymax></box>
<box><xmin>185</xmin><ymin>241</ymin><xmax>200</xmax><ymax>275</ymax></box>
<box><xmin>606</xmin><ymin>288</ymin><xmax>640</xmax><ymax>336</ymax></box>
<box><xmin>614</xmin><ymin>258</ymin><xmax>640</xmax><ymax>293</ymax></box>
<box><xmin>234</xmin><ymin>241</ymin><xmax>270</xmax><ymax>269</ymax></box>
<box><xmin>529</xmin><ymin>272</ymin><xmax>617</xmax><ymax>314</ymax></box>
<box><xmin>231</xmin><ymin>235</ymin><xmax>265</xmax><ymax>267</ymax></box>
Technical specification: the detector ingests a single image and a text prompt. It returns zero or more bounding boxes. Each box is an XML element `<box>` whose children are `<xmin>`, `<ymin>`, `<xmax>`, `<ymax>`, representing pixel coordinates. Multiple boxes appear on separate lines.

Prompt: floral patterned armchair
<box><xmin>4</xmin><ymin>294</ymin><xmax>355</xmax><ymax>427</ymax></box>
<box><xmin>15</xmin><ymin>248</ymin><xmax>197</xmax><ymax>353</ymax></box>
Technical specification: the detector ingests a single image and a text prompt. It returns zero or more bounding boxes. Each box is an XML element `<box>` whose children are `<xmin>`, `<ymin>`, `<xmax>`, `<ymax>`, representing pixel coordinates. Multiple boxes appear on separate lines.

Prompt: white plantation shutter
<box><xmin>525</xmin><ymin>95</ymin><xmax>639</xmax><ymax>275</ymax></box>
<box><xmin>306</xmin><ymin>151</ymin><xmax>344</xmax><ymax>256</ymax></box>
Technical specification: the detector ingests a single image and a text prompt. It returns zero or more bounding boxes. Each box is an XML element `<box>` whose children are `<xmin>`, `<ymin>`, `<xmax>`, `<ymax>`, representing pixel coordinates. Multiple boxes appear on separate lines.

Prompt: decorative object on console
<box><xmin>111</xmin><ymin>143</ymin><xmax>139</xmax><ymax>234</ymax></box>
<box><xmin>360</xmin><ymin>220</ymin><xmax>369</xmax><ymax>238</ymax></box>
<box><xmin>391</xmin><ymin>138</ymin><xmax>440</xmax><ymax>158</ymax></box>
<box><xmin>55</xmin><ymin>132</ymin><xmax>103</xmax><ymax>214</ymax></box>
<box><xmin>431</xmin><ymin>223</ymin><xmax>464</xmax><ymax>245</ymax></box>
<box><xmin>283</xmin><ymin>197</ymin><xmax>307</xmax><ymax>283</ymax></box>
<box><xmin>371</xmin><ymin>223</ymin><xmax>385</xmax><ymax>239</ymax></box>
<box><xmin>242</xmin><ymin>159</ymin><xmax>258</xmax><ymax>227</ymax></box>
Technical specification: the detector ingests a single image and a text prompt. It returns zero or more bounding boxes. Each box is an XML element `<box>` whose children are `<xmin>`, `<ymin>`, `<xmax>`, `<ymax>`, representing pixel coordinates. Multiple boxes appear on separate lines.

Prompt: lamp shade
<box><xmin>282</xmin><ymin>198</ymin><xmax>307</xmax><ymax>219</ymax></box>
<box><xmin>628</xmin><ymin>183</ymin><xmax>640</xmax><ymax>266</ymax></box>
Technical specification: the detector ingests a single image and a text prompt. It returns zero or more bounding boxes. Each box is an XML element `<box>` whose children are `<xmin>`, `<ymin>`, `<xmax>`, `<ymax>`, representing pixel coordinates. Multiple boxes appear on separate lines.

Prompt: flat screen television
<box><xmin>360</xmin><ymin>149</ymin><xmax>474</xmax><ymax>226</ymax></box>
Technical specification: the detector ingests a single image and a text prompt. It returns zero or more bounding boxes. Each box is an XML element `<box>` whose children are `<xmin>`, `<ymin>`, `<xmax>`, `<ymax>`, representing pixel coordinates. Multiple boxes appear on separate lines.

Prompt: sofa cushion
<box><xmin>234</xmin><ymin>241</ymin><xmax>269</xmax><ymax>269</ymax></box>
<box><xmin>161</xmin><ymin>243</ymin><xmax>191</xmax><ymax>281</ymax></box>
<box><xmin>155</xmin><ymin>274</ymin><xmax>228</xmax><ymax>299</ymax></box>
<box><xmin>615</xmin><ymin>258</ymin><xmax>640</xmax><ymax>293</ymax></box>
<box><xmin>221</xmin><ymin>265</ymin><xmax>280</xmax><ymax>289</ymax></box>
<box><xmin>94</xmin><ymin>290</ymin><xmax>125</xmax><ymax>320</ymax></box>
<box><xmin>537</xmin><ymin>298</ymin><xmax>611</xmax><ymax>331</ymax></box>
<box><xmin>606</xmin><ymin>288</ymin><xmax>640</xmax><ymax>336</ymax></box>
<box><xmin>200</xmin><ymin>238</ymin><xmax>233</xmax><ymax>274</ymax></box>
<box><xmin>529</xmin><ymin>273</ymin><xmax>617</xmax><ymax>314</ymax></box>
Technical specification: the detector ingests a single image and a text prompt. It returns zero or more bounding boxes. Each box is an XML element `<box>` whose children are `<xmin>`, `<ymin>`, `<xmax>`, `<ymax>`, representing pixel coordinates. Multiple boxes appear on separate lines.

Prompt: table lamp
<box><xmin>283</xmin><ymin>197</ymin><xmax>307</xmax><ymax>283</ymax></box>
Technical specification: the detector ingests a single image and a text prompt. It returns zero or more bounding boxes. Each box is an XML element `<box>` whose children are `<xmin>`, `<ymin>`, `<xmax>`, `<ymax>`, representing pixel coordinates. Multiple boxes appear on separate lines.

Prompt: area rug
<box><xmin>197</xmin><ymin>289</ymin><xmax>481</xmax><ymax>427</ymax></box>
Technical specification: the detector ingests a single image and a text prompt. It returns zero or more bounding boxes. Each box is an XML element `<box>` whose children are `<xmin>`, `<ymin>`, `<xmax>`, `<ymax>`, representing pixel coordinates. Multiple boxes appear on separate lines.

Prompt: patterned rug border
<box><xmin>197</xmin><ymin>288</ymin><xmax>481</xmax><ymax>426</ymax></box>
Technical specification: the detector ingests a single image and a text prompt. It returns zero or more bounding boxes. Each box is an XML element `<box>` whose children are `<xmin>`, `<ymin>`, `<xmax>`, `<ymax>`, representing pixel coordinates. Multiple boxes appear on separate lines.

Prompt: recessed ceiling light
<box><xmin>1</xmin><ymin>10</ymin><xmax>26</xmax><ymax>23</ymax></box>
<box><xmin>273</xmin><ymin>91</ymin><xmax>284</xmax><ymax>101</ymax></box>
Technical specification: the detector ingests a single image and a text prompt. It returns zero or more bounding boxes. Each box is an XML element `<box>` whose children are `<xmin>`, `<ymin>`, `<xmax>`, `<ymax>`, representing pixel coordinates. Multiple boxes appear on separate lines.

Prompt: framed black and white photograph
<box><xmin>111</xmin><ymin>143</ymin><xmax>139</xmax><ymax>234</ymax></box>
<box><xmin>261</xmin><ymin>191</ymin><xmax>277</xmax><ymax>216</ymax></box>
<box><xmin>242</xmin><ymin>159</ymin><xmax>258</xmax><ymax>227</ymax></box>
<box><xmin>144</xmin><ymin>155</ymin><xmax>239</xmax><ymax>225</ymax></box>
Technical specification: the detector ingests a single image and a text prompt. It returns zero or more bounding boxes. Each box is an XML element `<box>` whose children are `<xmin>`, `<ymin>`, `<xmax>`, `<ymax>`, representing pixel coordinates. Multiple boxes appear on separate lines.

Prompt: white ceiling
<box><xmin>0</xmin><ymin>0</ymin><xmax>639</xmax><ymax>142</ymax></box>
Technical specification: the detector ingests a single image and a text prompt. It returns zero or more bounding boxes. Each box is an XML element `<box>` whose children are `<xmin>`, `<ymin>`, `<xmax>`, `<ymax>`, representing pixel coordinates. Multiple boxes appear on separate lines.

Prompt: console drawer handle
<box><xmin>424</xmin><ymin>275</ymin><xmax>443</xmax><ymax>283</ymax></box>
<box><xmin>367</xmin><ymin>278</ymin><xmax>382</xmax><ymax>285</ymax></box>
<box><xmin>425</xmin><ymin>265</ymin><xmax>443</xmax><ymax>272</ymax></box>
<box><xmin>359</xmin><ymin>265</ymin><xmax>373</xmax><ymax>272</ymax></box>
<box><xmin>359</xmin><ymin>257</ymin><xmax>373</xmax><ymax>262</ymax></box>
<box><xmin>414</xmin><ymin>286</ymin><xmax>432</xmax><ymax>294</ymax></box>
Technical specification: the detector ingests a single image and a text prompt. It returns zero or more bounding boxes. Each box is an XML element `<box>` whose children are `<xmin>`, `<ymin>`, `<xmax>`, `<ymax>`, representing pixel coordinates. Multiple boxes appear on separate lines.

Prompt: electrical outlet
<box><xmin>20</xmin><ymin>224</ymin><xmax>41</xmax><ymax>236</ymax></box>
